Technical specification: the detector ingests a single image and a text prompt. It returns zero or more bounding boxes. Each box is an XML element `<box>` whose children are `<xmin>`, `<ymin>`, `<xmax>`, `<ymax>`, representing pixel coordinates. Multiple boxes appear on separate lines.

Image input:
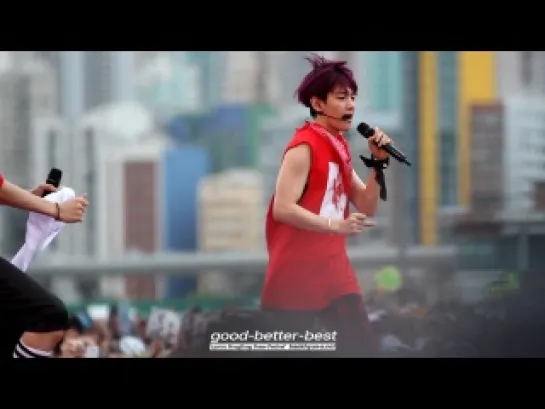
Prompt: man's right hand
<box><xmin>58</xmin><ymin>195</ymin><xmax>89</xmax><ymax>223</ymax></box>
<box><xmin>331</xmin><ymin>213</ymin><xmax>376</xmax><ymax>235</ymax></box>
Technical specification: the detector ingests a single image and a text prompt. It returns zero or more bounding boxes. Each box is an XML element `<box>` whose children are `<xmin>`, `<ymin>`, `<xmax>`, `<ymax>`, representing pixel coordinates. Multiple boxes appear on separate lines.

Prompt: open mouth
<box><xmin>341</xmin><ymin>114</ymin><xmax>353</xmax><ymax>122</ymax></box>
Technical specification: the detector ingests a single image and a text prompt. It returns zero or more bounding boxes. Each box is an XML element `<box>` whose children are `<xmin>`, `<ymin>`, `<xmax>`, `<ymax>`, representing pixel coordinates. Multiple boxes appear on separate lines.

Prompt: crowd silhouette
<box><xmin>171</xmin><ymin>272</ymin><xmax>545</xmax><ymax>358</ymax></box>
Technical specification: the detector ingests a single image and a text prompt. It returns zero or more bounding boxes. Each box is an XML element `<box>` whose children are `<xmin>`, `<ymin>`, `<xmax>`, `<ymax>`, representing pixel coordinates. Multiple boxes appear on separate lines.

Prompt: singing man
<box><xmin>261</xmin><ymin>54</ymin><xmax>393</xmax><ymax>356</ymax></box>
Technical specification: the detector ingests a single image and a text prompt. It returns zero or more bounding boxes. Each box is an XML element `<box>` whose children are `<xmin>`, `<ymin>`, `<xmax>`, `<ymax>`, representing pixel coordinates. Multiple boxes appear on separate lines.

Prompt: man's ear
<box><xmin>310</xmin><ymin>96</ymin><xmax>325</xmax><ymax>113</ymax></box>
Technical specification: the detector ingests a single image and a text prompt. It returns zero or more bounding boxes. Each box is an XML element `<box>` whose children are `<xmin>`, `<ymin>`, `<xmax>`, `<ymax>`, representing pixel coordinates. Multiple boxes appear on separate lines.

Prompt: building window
<box><xmin>439</xmin><ymin>130</ymin><xmax>458</xmax><ymax>207</ymax></box>
<box><xmin>438</xmin><ymin>52</ymin><xmax>459</xmax><ymax>208</ymax></box>
<box><xmin>438</xmin><ymin>52</ymin><xmax>458</xmax><ymax>131</ymax></box>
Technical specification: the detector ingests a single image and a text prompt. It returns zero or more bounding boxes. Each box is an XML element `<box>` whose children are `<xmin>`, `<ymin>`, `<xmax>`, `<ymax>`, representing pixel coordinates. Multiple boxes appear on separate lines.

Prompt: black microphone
<box><xmin>356</xmin><ymin>122</ymin><xmax>412</xmax><ymax>166</ymax></box>
<box><xmin>42</xmin><ymin>168</ymin><xmax>63</xmax><ymax>197</ymax></box>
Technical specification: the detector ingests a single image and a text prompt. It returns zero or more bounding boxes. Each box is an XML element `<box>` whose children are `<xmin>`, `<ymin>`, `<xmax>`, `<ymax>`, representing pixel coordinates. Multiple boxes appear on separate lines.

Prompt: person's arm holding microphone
<box><xmin>0</xmin><ymin>175</ymin><xmax>88</xmax><ymax>222</ymax></box>
<box><xmin>349</xmin><ymin>127</ymin><xmax>392</xmax><ymax>217</ymax></box>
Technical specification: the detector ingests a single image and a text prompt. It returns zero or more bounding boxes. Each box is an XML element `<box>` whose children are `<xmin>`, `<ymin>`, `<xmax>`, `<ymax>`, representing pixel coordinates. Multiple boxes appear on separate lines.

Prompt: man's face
<box><xmin>319</xmin><ymin>85</ymin><xmax>356</xmax><ymax>132</ymax></box>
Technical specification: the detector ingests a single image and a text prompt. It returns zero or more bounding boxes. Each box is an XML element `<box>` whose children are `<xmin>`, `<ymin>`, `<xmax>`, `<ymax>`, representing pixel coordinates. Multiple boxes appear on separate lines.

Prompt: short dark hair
<box><xmin>295</xmin><ymin>53</ymin><xmax>358</xmax><ymax>117</ymax></box>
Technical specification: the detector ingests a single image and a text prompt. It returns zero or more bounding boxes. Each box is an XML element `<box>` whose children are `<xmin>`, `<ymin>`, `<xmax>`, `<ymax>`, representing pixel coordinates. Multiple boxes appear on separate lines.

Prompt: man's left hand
<box><xmin>367</xmin><ymin>127</ymin><xmax>392</xmax><ymax>160</ymax></box>
<box><xmin>30</xmin><ymin>183</ymin><xmax>58</xmax><ymax>197</ymax></box>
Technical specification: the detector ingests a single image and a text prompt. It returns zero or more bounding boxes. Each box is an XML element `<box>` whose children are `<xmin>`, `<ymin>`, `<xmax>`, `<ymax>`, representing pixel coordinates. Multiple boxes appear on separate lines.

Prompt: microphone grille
<box><xmin>47</xmin><ymin>168</ymin><xmax>63</xmax><ymax>181</ymax></box>
<box><xmin>356</xmin><ymin>122</ymin><xmax>374</xmax><ymax>138</ymax></box>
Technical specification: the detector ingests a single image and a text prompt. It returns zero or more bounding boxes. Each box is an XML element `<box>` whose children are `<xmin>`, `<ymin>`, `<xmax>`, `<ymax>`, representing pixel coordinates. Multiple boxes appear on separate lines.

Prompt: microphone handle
<box><xmin>42</xmin><ymin>178</ymin><xmax>61</xmax><ymax>198</ymax></box>
<box><xmin>371</xmin><ymin>141</ymin><xmax>411</xmax><ymax>167</ymax></box>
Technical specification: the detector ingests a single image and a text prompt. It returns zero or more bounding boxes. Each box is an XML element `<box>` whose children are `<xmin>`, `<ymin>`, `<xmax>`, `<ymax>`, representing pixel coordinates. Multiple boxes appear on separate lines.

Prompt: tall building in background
<box><xmin>111</xmin><ymin>52</ymin><xmax>135</xmax><ymax>104</ymax></box>
<box><xmin>135</xmin><ymin>52</ymin><xmax>202</xmax><ymax>119</ymax></box>
<box><xmin>186</xmin><ymin>52</ymin><xmax>223</xmax><ymax>110</ymax></box>
<box><xmin>457</xmin><ymin>52</ymin><xmax>497</xmax><ymax>210</ymax></box>
<box><xmin>216</xmin><ymin>51</ymin><xmax>284</xmax><ymax>105</ymax></box>
<box><xmin>81</xmin><ymin>136</ymin><xmax>167</xmax><ymax>300</ymax></box>
<box><xmin>434</xmin><ymin>51</ymin><xmax>461</xmax><ymax>243</ymax></box>
<box><xmin>0</xmin><ymin>58</ymin><xmax>59</xmax><ymax>186</ymax></box>
<box><xmin>162</xmin><ymin>146</ymin><xmax>210</xmax><ymax>298</ymax></box>
<box><xmin>197</xmin><ymin>169</ymin><xmax>264</xmax><ymax>296</ymax></box>
<box><xmin>502</xmin><ymin>98</ymin><xmax>545</xmax><ymax>213</ymax></box>
<box><xmin>278</xmin><ymin>52</ymin><xmax>311</xmax><ymax>105</ymax></box>
<box><xmin>469</xmin><ymin>103</ymin><xmax>504</xmax><ymax>215</ymax></box>
<box><xmin>198</xmin><ymin>102</ymin><xmax>276</xmax><ymax>174</ymax></box>
<box><xmin>36</xmin><ymin>51</ymin><xmax>136</xmax><ymax>120</ymax></box>
<box><xmin>437</xmin><ymin>52</ymin><xmax>459</xmax><ymax>209</ymax></box>
<box><xmin>455</xmin><ymin>98</ymin><xmax>545</xmax><ymax>274</ymax></box>
<box><xmin>58</xmin><ymin>52</ymin><xmax>85</xmax><ymax>120</ymax></box>
<box><xmin>121</xmin><ymin>147</ymin><xmax>164</xmax><ymax>300</ymax></box>
<box><xmin>220</xmin><ymin>52</ymin><xmax>255</xmax><ymax>103</ymax></box>
<box><xmin>83</xmin><ymin>51</ymin><xmax>135</xmax><ymax>111</ymax></box>
<box><xmin>401</xmin><ymin>52</ymin><xmax>421</xmax><ymax>245</ymax></box>
<box><xmin>363</xmin><ymin>52</ymin><xmax>403</xmax><ymax>112</ymax></box>
<box><xmin>94</xmin><ymin>121</ymin><xmax>167</xmax><ymax>300</ymax></box>
<box><xmin>401</xmin><ymin>51</ymin><xmax>497</xmax><ymax>245</ymax></box>
<box><xmin>496</xmin><ymin>52</ymin><xmax>545</xmax><ymax>99</ymax></box>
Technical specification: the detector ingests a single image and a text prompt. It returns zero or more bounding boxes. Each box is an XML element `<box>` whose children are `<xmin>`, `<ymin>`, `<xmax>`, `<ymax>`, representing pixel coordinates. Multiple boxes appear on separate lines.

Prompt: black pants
<box><xmin>174</xmin><ymin>295</ymin><xmax>376</xmax><ymax>358</ymax></box>
<box><xmin>263</xmin><ymin>294</ymin><xmax>376</xmax><ymax>357</ymax></box>
<box><xmin>318</xmin><ymin>294</ymin><xmax>377</xmax><ymax>356</ymax></box>
<box><xmin>0</xmin><ymin>256</ymin><xmax>68</xmax><ymax>358</ymax></box>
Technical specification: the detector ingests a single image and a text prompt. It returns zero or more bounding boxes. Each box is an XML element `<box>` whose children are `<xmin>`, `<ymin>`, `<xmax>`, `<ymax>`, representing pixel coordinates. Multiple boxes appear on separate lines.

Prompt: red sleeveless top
<box><xmin>261</xmin><ymin>123</ymin><xmax>361</xmax><ymax>310</ymax></box>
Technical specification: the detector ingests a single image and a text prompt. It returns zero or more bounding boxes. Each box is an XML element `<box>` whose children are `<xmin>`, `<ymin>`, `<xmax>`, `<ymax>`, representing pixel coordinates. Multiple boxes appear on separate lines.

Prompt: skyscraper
<box><xmin>37</xmin><ymin>51</ymin><xmax>136</xmax><ymax>120</ymax></box>
<box><xmin>401</xmin><ymin>51</ymin><xmax>497</xmax><ymax>245</ymax></box>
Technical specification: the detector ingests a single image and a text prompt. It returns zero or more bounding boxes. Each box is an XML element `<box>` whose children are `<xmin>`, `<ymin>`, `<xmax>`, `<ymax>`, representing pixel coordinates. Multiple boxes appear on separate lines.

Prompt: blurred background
<box><xmin>0</xmin><ymin>51</ymin><xmax>538</xmax><ymax>320</ymax></box>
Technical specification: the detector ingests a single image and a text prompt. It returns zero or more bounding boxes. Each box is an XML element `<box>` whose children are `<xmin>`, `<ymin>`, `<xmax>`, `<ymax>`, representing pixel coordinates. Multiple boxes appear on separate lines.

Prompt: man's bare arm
<box><xmin>349</xmin><ymin>170</ymin><xmax>380</xmax><ymax>217</ymax></box>
<box><xmin>0</xmin><ymin>179</ymin><xmax>57</xmax><ymax>217</ymax></box>
<box><xmin>272</xmin><ymin>144</ymin><xmax>336</xmax><ymax>233</ymax></box>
